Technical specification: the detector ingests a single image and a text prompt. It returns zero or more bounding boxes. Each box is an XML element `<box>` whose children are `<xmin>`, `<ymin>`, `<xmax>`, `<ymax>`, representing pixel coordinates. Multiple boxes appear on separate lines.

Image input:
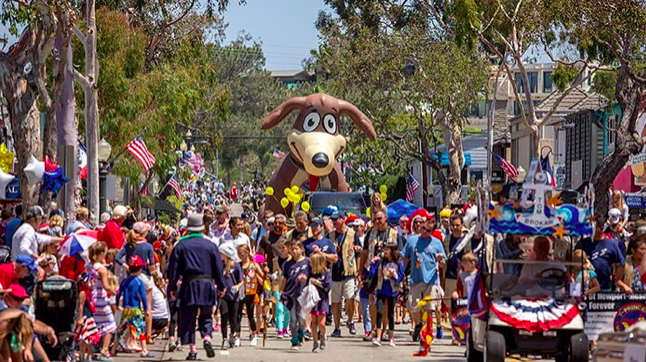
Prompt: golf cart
<box><xmin>467</xmin><ymin>169</ymin><xmax>592</xmax><ymax>362</ymax></box>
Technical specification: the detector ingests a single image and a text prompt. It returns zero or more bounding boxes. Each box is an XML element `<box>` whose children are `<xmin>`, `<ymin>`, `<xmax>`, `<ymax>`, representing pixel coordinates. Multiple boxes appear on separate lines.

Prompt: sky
<box><xmin>222</xmin><ymin>0</ymin><xmax>327</xmax><ymax>70</ymax></box>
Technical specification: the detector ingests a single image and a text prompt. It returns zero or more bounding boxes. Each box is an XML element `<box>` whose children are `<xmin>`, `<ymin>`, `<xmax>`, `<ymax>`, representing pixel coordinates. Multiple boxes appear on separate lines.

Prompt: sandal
<box><xmin>140</xmin><ymin>351</ymin><xmax>155</xmax><ymax>358</ymax></box>
<box><xmin>95</xmin><ymin>355</ymin><xmax>114</xmax><ymax>362</ymax></box>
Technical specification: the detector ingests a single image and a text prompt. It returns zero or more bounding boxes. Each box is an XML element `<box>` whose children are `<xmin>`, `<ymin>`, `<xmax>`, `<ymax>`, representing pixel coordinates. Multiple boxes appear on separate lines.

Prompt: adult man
<box><xmin>443</xmin><ymin>214</ymin><xmax>468</xmax><ymax>312</ymax></box>
<box><xmin>5</xmin><ymin>205</ymin><xmax>22</xmax><ymax>250</ymax></box>
<box><xmin>251</xmin><ymin>210</ymin><xmax>274</xmax><ymax>250</ymax></box>
<box><xmin>519</xmin><ymin>236</ymin><xmax>566</xmax><ymax>296</ymax></box>
<box><xmin>12</xmin><ymin>206</ymin><xmax>62</xmax><ymax>260</ymax></box>
<box><xmin>304</xmin><ymin>218</ymin><xmax>338</xmax><ymax>263</ymax></box>
<box><xmin>0</xmin><ymin>255</ymin><xmax>36</xmax><ymax>289</ymax></box>
<box><xmin>283</xmin><ymin>211</ymin><xmax>311</xmax><ymax>244</ymax></box>
<box><xmin>328</xmin><ymin>211</ymin><xmax>362</xmax><ymax>337</ymax></box>
<box><xmin>210</xmin><ymin>205</ymin><xmax>230</xmax><ymax>246</ymax></box>
<box><xmin>397</xmin><ymin>215</ymin><xmax>409</xmax><ymax>237</ymax></box>
<box><xmin>168</xmin><ymin>213</ymin><xmax>226</xmax><ymax>361</ymax></box>
<box><xmin>103</xmin><ymin>205</ymin><xmax>127</xmax><ymax>249</ymax></box>
<box><xmin>360</xmin><ymin>210</ymin><xmax>402</xmax><ymax>272</ymax></box>
<box><xmin>403</xmin><ymin>215</ymin><xmax>446</xmax><ymax>341</ymax></box>
<box><xmin>223</xmin><ymin>216</ymin><xmax>252</xmax><ymax>251</ymax></box>
<box><xmin>579</xmin><ymin>216</ymin><xmax>625</xmax><ymax>292</ymax></box>
<box><xmin>66</xmin><ymin>207</ymin><xmax>89</xmax><ymax>235</ymax></box>
<box><xmin>259</xmin><ymin>214</ymin><xmax>286</xmax><ymax>273</ymax></box>
<box><xmin>349</xmin><ymin>217</ymin><xmax>367</xmax><ymax>248</ymax></box>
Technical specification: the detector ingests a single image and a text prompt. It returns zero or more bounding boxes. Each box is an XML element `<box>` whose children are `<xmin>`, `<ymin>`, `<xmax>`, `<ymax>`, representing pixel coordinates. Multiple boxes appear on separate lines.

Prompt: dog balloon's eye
<box><xmin>303</xmin><ymin>112</ymin><xmax>320</xmax><ymax>132</ymax></box>
<box><xmin>323</xmin><ymin>114</ymin><xmax>337</xmax><ymax>134</ymax></box>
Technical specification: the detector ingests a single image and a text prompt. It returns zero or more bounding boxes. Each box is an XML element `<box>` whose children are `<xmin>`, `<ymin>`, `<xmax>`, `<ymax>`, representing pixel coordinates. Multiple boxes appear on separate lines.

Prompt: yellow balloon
<box><xmin>379</xmin><ymin>184</ymin><xmax>388</xmax><ymax>194</ymax></box>
<box><xmin>284</xmin><ymin>188</ymin><xmax>291</xmax><ymax>196</ymax></box>
<box><xmin>265</xmin><ymin>186</ymin><xmax>274</xmax><ymax>196</ymax></box>
<box><xmin>280</xmin><ymin>197</ymin><xmax>289</xmax><ymax>208</ymax></box>
<box><xmin>301</xmin><ymin>201</ymin><xmax>311</xmax><ymax>212</ymax></box>
<box><xmin>288</xmin><ymin>193</ymin><xmax>298</xmax><ymax>203</ymax></box>
<box><xmin>366</xmin><ymin>207</ymin><xmax>371</xmax><ymax>217</ymax></box>
<box><xmin>291</xmin><ymin>185</ymin><xmax>299</xmax><ymax>194</ymax></box>
<box><xmin>380</xmin><ymin>192</ymin><xmax>387</xmax><ymax>201</ymax></box>
<box><xmin>0</xmin><ymin>144</ymin><xmax>14</xmax><ymax>173</ymax></box>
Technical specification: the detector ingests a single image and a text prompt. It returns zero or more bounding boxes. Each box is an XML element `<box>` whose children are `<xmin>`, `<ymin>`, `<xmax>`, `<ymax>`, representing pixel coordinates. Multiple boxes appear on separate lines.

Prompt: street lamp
<box><xmin>517</xmin><ymin>166</ymin><xmax>527</xmax><ymax>183</ymax></box>
<box><xmin>98</xmin><ymin>138</ymin><xmax>112</xmax><ymax>216</ymax></box>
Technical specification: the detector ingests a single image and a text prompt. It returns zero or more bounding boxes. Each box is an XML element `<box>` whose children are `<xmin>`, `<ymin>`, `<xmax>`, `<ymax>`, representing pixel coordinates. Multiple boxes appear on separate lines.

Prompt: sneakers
<box><xmin>203</xmin><ymin>340</ymin><xmax>215</xmax><ymax>358</ymax></box>
<box><xmin>389</xmin><ymin>339</ymin><xmax>396</xmax><ymax>347</ymax></box>
<box><xmin>312</xmin><ymin>341</ymin><xmax>320</xmax><ymax>353</ymax></box>
<box><xmin>304</xmin><ymin>329</ymin><xmax>313</xmax><ymax>341</ymax></box>
<box><xmin>347</xmin><ymin>322</ymin><xmax>357</xmax><ymax>335</ymax></box>
<box><xmin>168</xmin><ymin>339</ymin><xmax>177</xmax><ymax>352</ymax></box>
<box><xmin>277</xmin><ymin>330</ymin><xmax>285</xmax><ymax>339</ymax></box>
<box><xmin>249</xmin><ymin>335</ymin><xmax>258</xmax><ymax>347</ymax></box>
<box><xmin>412</xmin><ymin>323</ymin><xmax>423</xmax><ymax>342</ymax></box>
<box><xmin>291</xmin><ymin>336</ymin><xmax>300</xmax><ymax>350</ymax></box>
<box><xmin>186</xmin><ymin>352</ymin><xmax>197</xmax><ymax>361</ymax></box>
<box><xmin>372</xmin><ymin>338</ymin><xmax>382</xmax><ymax>346</ymax></box>
<box><xmin>436</xmin><ymin>326</ymin><xmax>443</xmax><ymax>339</ymax></box>
<box><xmin>222</xmin><ymin>339</ymin><xmax>229</xmax><ymax>351</ymax></box>
<box><xmin>320</xmin><ymin>338</ymin><xmax>326</xmax><ymax>350</ymax></box>
<box><xmin>229</xmin><ymin>338</ymin><xmax>236</xmax><ymax>349</ymax></box>
<box><xmin>214</xmin><ymin>323</ymin><xmax>221</xmax><ymax>332</ymax></box>
<box><xmin>234</xmin><ymin>337</ymin><xmax>241</xmax><ymax>347</ymax></box>
<box><xmin>330</xmin><ymin>328</ymin><xmax>342</xmax><ymax>338</ymax></box>
<box><xmin>363</xmin><ymin>331</ymin><xmax>373</xmax><ymax>342</ymax></box>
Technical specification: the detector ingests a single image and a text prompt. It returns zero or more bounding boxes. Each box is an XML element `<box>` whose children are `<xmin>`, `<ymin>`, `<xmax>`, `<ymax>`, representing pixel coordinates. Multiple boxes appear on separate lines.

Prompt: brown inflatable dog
<box><xmin>261</xmin><ymin>93</ymin><xmax>376</xmax><ymax>214</ymax></box>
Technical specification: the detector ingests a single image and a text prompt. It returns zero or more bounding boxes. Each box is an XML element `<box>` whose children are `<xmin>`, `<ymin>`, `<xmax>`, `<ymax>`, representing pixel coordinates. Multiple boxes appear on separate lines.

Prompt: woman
<box><xmin>0</xmin><ymin>309</ymin><xmax>34</xmax><ymax>362</ymax></box>
<box><xmin>620</xmin><ymin>237</ymin><xmax>646</xmax><ymax>293</ymax></box>
<box><xmin>370</xmin><ymin>192</ymin><xmax>387</xmax><ymax>222</ymax></box>
<box><xmin>612</xmin><ymin>190</ymin><xmax>630</xmax><ymax>231</ymax></box>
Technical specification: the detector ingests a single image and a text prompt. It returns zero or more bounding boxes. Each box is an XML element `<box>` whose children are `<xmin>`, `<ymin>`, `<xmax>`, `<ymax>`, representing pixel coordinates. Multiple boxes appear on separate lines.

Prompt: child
<box><xmin>87</xmin><ymin>241</ymin><xmax>118</xmax><ymax>362</ymax></box>
<box><xmin>309</xmin><ymin>253</ymin><xmax>331</xmax><ymax>353</ymax></box>
<box><xmin>452</xmin><ymin>253</ymin><xmax>479</xmax><ymax>301</ymax></box>
<box><xmin>219</xmin><ymin>242</ymin><xmax>243</xmax><ymax>350</ymax></box>
<box><xmin>572</xmin><ymin>250</ymin><xmax>600</xmax><ymax>297</ymax></box>
<box><xmin>370</xmin><ymin>242</ymin><xmax>404</xmax><ymax>347</ymax></box>
<box><xmin>280</xmin><ymin>240</ymin><xmax>310</xmax><ymax>350</ymax></box>
<box><xmin>236</xmin><ymin>244</ymin><xmax>264</xmax><ymax>347</ymax></box>
<box><xmin>116</xmin><ymin>256</ymin><xmax>152</xmax><ymax>358</ymax></box>
<box><xmin>272</xmin><ymin>239</ymin><xmax>291</xmax><ymax>339</ymax></box>
<box><xmin>74</xmin><ymin>272</ymin><xmax>101</xmax><ymax>362</ymax></box>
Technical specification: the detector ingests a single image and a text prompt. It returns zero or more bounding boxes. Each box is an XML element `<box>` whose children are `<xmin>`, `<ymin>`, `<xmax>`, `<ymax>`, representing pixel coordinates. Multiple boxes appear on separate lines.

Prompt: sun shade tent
<box><xmin>386</xmin><ymin>199</ymin><xmax>421</xmax><ymax>224</ymax></box>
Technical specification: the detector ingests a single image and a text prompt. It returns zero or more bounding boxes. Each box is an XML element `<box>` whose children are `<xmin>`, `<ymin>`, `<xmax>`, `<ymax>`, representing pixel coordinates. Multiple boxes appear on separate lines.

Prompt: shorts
<box><xmin>331</xmin><ymin>277</ymin><xmax>357</xmax><ymax>304</ymax></box>
<box><xmin>138</xmin><ymin>273</ymin><xmax>154</xmax><ymax>291</ymax></box>
<box><xmin>152</xmin><ymin>318</ymin><xmax>169</xmax><ymax>331</ymax></box>
<box><xmin>407</xmin><ymin>283</ymin><xmax>444</xmax><ymax>313</ymax></box>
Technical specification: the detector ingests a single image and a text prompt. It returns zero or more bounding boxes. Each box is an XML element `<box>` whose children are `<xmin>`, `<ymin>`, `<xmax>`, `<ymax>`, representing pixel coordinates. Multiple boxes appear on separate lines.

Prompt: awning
<box><xmin>431</xmin><ymin>153</ymin><xmax>472</xmax><ymax>166</ymax></box>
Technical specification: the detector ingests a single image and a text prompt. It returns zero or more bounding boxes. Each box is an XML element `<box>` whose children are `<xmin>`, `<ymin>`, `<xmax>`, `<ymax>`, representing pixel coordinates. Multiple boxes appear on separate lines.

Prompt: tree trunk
<box><xmin>238</xmin><ymin>154</ymin><xmax>244</xmax><ymax>185</ymax></box>
<box><xmin>441</xmin><ymin>120</ymin><xmax>463</xmax><ymax>206</ymax></box>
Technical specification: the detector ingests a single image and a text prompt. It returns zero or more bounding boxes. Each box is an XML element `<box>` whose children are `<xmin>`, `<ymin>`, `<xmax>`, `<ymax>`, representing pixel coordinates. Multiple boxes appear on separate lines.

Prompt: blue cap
<box><xmin>15</xmin><ymin>255</ymin><xmax>36</xmax><ymax>272</ymax></box>
<box><xmin>330</xmin><ymin>210</ymin><xmax>347</xmax><ymax>220</ymax></box>
<box><xmin>310</xmin><ymin>217</ymin><xmax>323</xmax><ymax>226</ymax></box>
<box><xmin>241</xmin><ymin>212</ymin><xmax>250</xmax><ymax>220</ymax></box>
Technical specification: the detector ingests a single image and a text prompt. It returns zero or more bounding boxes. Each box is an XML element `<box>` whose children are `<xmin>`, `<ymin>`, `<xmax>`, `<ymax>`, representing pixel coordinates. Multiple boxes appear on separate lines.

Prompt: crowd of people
<box><xmin>1</xmin><ymin>185</ymin><xmax>646</xmax><ymax>361</ymax></box>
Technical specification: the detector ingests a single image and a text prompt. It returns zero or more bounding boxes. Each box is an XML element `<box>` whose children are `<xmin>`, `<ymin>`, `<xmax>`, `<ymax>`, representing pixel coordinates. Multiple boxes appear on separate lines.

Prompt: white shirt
<box><xmin>151</xmin><ymin>285</ymin><xmax>169</xmax><ymax>320</ymax></box>
<box><xmin>223</xmin><ymin>231</ymin><xmax>251</xmax><ymax>250</ymax></box>
<box><xmin>12</xmin><ymin>223</ymin><xmax>53</xmax><ymax>260</ymax></box>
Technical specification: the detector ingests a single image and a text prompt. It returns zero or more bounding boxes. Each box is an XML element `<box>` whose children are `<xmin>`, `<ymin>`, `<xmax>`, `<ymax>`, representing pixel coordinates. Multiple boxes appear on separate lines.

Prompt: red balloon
<box><xmin>44</xmin><ymin>155</ymin><xmax>59</xmax><ymax>172</ymax></box>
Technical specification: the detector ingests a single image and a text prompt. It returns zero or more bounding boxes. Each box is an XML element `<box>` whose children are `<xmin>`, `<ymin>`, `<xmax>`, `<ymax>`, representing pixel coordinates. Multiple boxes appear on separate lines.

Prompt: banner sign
<box><xmin>584</xmin><ymin>292</ymin><xmax>646</xmax><ymax>341</ymax></box>
<box><xmin>624</xmin><ymin>193</ymin><xmax>646</xmax><ymax>209</ymax></box>
<box><xmin>451</xmin><ymin>298</ymin><xmax>469</xmax><ymax>345</ymax></box>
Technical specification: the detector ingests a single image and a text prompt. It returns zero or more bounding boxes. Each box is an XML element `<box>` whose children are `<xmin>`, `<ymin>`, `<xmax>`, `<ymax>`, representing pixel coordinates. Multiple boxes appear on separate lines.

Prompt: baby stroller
<box><xmin>35</xmin><ymin>276</ymin><xmax>78</xmax><ymax>362</ymax></box>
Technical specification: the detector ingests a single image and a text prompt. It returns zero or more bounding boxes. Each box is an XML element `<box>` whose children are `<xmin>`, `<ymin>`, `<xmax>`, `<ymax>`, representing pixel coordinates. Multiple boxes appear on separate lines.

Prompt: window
<box><xmin>528</xmin><ymin>72</ymin><xmax>538</xmax><ymax>93</ymax></box>
<box><xmin>607</xmin><ymin>114</ymin><xmax>617</xmax><ymax>148</ymax></box>
<box><xmin>544</xmin><ymin>71</ymin><xmax>552</xmax><ymax>93</ymax></box>
<box><xmin>515</xmin><ymin>73</ymin><xmax>523</xmax><ymax>93</ymax></box>
<box><xmin>514</xmin><ymin>100</ymin><xmax>521</xmax><ymax>116</ymax></box>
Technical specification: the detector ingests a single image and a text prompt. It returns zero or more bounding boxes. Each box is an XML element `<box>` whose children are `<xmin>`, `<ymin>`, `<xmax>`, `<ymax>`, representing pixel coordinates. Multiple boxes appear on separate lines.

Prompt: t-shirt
<box><xmin>403</xmin><ymin>234</ymin><xmax>446</xmax><ymax>286</ymax></box>
<box><xmin>115</xmin><ymin>240</ymin><xmax>155</xmax><ymax>276</ymax></box>
<box><xmin>103</xmin><ymin>220</ymin><xmax>125</xmax><ymax>250</ymax></box>
<box><xmin>446</xmin><ymin>234</ymin><xmax>465</xmax><ymax>279</ymax></box>
<box><xmin>580</xmin><ymin>237</ymin><xmax>625</xmax><ymax>291</ymax></box>
<box><xmin>0</xmin><ymin>263</ymin><xmax>16</xmax><ymax>289</ymax></box>
<box><xmin>260</xmin><ymin>232</ymin><xmax>283</xmax><ymax>273</ymax></box>
<box><xmin>303</xmin><ymin>237</ymin><xmax>335</xmax><ymax>257</ymax></box>
<box><xmin>281</xmin><ymin>257</ymin><xmax>310</xmax><ymax>302</ymax></box>
<box><xmin>66</xmin><ymin>220</ymin><xmax>89</xmax><ymax>235</ymax></box>
<box><xmin>116</xmin><ymin>276</ymin><xmax>148</xmax><ymax>310</ymax></box>
<box><xmin>330</xmin><ymin>231</ymin><xmax>361</xmax><ymax>282</ymax></box>
<box><xmin>151</xmin><ymin>285</ymin><xmax>169</xmax><ymax>320</ymax></box>
<box><xmin>5</xmin><ymin>218</ymin><xmax>21</xmax><ymax>249</ymax></box>
<box><xmin>223</xmin><ymin>232</ymin><xmax>251</xmax><ymax>250</ymax></box>
<box><xmin>222</xmin><ymin>263</ymin><xmax>243</xmax><ymax>301</ymax></box>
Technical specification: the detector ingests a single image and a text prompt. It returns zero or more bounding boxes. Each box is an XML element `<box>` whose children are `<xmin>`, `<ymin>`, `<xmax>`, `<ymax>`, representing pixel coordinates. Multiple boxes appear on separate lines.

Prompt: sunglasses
<box><xmin>375</xmin><ymin>217</ymin><xmax>384</xmax><ymax>221</ymax></box>
<box><xmin>451</xmin><ymin>223</ymin><xmax>462</xmax><ymax>227</ymax></box>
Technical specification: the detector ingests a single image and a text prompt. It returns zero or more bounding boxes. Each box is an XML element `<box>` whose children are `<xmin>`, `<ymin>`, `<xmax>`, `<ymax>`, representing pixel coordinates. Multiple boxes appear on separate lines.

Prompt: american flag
<box><xmin>272</xmin><ymin>149</ymin><xmax>286</xmax><ymax>159</ymax></box>
<box><xmin>168</xmin><ymin>174</ymin><xmax>181</xmax><ymax>198</ymax></box>
<box><xmin>126</xmin><ymin>136</ymin><xmax>156</xmax><ymax>171</ymax></box>
<box><xmin>468</xmin><ymin>268</ymin><xmax>489</xmax><ymax>320</ymax></box>
<box><xmin>492</xmin><ymin>152</ymin><xmax>519</xmax><ymax>182</ymax></box>
<box><xmin>406</xmin><ymin>173</ymin><xmax>420</xmax><ymax>202</ymax></box>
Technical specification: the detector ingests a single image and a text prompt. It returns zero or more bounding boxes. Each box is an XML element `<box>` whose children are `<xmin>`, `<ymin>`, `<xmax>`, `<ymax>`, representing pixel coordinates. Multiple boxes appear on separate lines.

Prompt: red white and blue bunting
<box><xmin>491</xmin><ymin>297</ymin><xmax>580</xmax><ymax>332</ymax></box>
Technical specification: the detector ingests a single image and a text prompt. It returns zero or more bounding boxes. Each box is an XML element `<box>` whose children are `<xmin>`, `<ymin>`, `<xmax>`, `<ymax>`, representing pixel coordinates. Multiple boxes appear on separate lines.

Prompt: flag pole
<box><xmin>157</xmin><ymin>171</ymin><xmax>177</xmax><ymax>197</ymax></box>
<box><xmin>106</xmin><ymin>127</ymin><xmax>148</xmax><ymax>171</ymax></box>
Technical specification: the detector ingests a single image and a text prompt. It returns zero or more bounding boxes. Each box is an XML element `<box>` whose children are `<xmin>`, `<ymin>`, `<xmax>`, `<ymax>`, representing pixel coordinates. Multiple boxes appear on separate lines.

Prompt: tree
<box><xmin>316</xmin><ymin>1</ymin><xmax>488</xmax><ymax>205</ymax></box>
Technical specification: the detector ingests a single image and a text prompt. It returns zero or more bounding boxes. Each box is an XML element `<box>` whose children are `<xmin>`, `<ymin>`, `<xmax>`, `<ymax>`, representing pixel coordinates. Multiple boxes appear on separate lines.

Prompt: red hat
<box><xmin>152</xmin><ymin>241</ymin><xmax>162</xmax><ymax>250</ymax></box>
<box><xmin>406</xmin><ymin>209</ymin><xmax>434</xmax><ymax>232</ymax></box>
<box><xmin>345</xmin><ymin>215</ymin><xmax>360</xmax><ymax>225</ymax></box>
<box><xmin>8</xmin><ymin>284</ymin><xmax>29</xmax><ymax>299</ymax></box>
<box><xmin>128</xmin><ymin>255</ymin><xmax>146</xmax><ymax>268</ymax></box>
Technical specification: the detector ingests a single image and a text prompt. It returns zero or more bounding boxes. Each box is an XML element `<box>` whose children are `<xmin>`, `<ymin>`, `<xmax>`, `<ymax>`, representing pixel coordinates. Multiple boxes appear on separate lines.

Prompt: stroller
<box><xmin>35</xmin><ymin>276</ymin><xmax>78</xmax><ymax>362</ymax></box>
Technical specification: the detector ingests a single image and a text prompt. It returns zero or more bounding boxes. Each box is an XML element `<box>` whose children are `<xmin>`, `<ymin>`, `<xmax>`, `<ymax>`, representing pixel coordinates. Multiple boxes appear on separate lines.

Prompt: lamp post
<box><xmin>98</xmin><ymin>138</ymin><xmax>112</xmax><ymax>216</ymax></box>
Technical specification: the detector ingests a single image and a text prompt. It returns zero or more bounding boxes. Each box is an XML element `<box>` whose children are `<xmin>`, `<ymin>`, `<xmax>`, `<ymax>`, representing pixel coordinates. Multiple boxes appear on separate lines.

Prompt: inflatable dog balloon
<box><xmin>261</xmin><ymin>94</ymin><xmax>376</xmax><ymax>213</ymax></box>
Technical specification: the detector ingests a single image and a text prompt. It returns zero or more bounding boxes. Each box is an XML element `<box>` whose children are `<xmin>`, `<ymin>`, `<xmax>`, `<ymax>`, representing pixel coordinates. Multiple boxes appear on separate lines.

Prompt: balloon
<box><xmin>366</xmin><ymin>207</ymin><xmax>371</xmax><ymax>217</ymax></box>
<box><xmin>0</xmin><ymin>169</ymin><xmax>14</xmax><ymax>199</ymax></box>
<box><xmin>284</xmin><ymin>188</ymin><xmax>291</xmax><ymax>196</ymax></box>
<box><xmin>24</xmin><ymin>155</ymin><xmax>44</xmax><ymax>186</ymax></box>
<box><xmin>291</xmin><ymin>185</ymin><xmax>300</xmax><ymax>194</ymax></box>
<box><xmin>379</xmin><ymin>184</ymin><xmax>388</xmax><ymax>194</ymax></box>
<box><xmin>301</xmin><ymin>201</ymin><xmax>311</xmax><ymax>212</ymax></box>
<box><xmin>288</xmin><ymin>193</ymin><xmax>298</xmax><ymax>203</ymax></box>
<box><xmin>380</xmin><ymin>192</ymin><xmax>387</xmax><ymax>200</ymax></box>
<box><xmin>44</xmin><ymin>155</ymin><xmax>58</xmax><ymax>172</ymax></box>
<box><xmin>265</xmin><ymin>186</ymin><xmax>274</xmax><ymax>196</ymax></box>
<box><xmin>40</xmin><ymin>166</ymin><xmax>69</xmax><ymax>194</ymax></box>
<box><xmin>0</xmin><ymin>144</ymin><xmax>14</xmax><ymax>173</ymax></box>
<box><xmin>280</xmin><ymin>197</ymin><xmax>289</xmax><ymax>208</ymax></box>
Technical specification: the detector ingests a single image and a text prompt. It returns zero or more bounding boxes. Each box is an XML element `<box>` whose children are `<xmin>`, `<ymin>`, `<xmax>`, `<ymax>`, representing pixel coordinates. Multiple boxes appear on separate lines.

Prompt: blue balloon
<box><xmin>40</xmin><ymin>166</ymin><xmax>69</xmax><ymax>194</ymax></box>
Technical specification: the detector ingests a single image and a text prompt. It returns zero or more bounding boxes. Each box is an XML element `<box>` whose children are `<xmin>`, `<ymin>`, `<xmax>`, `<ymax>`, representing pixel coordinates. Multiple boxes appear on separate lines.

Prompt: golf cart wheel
<box><xmin>569</xmin><ymin>332</ymin><xmax>589</xmax><ymax>362</ymax></box>
<box><xmin>485</xmin><ymin>330</ymin><xmax>506</xmax><ymax>362</ymax></box>
<box><xmin>466</xmin><ymin>327</ymin><xmax>482</xmax><ymax>362</ymax></box>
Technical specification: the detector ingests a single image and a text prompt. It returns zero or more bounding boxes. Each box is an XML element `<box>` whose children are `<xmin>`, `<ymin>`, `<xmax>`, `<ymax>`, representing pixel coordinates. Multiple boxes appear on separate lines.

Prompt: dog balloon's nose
<box><xmin>312</xmin><ymin>153</ymin><xmax>329</xmax><ymax>168</ymax></box>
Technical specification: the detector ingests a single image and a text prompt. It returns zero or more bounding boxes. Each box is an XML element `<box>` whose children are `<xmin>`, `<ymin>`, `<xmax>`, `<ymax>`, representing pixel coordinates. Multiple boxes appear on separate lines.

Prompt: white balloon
<box><xmin>0</xmin><ymin>169</ymin><xmax>14</xmax><ymax>199</ymax></box>
<box><xmin>24</xmin><ymin>155</ymin><xmax>44</xmax><ymax>186</ymax></box>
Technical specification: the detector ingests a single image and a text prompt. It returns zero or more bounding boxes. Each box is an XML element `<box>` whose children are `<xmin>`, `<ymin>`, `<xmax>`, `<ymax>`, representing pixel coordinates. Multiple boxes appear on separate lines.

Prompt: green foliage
<box><xmin>450</xmin><ymin>0</ymin><xmax>480</xmax><ymax>50</ymax></box>
<box><xmin>552</xmin><ymin>64</ymin><xmax>580</xmax><ymax>92</ymax></box>
<box><xmin>592</xmin><ymin>70</ymin><xmax>617</xmax><ymax>101</ymax></box>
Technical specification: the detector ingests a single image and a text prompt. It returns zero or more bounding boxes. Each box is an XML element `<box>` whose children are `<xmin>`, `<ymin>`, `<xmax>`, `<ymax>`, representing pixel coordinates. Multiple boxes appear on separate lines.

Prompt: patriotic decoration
<box><xmin>492</xmin><ymin>151</ymin><xmax>519</xmax><ymax>182</ymax></box>
<box><xmin>187</xmin><ymin>152</ymin><xmax>204</xmax><ymax>173</ymax></box>
<box><xmin>272</xmin><ymin>149</ymin><xmax>286</xmax><ymax>159</ymax></box>
<box><xmin>467</xmin><ymin>269</ymin><xmax>488</xmax><ymax>320</ymax></box>
<box><xmin>168</xmin><ymin>174</ymin><xmax>181</xmax><ymax>198</ymax></box>
<box><xmin>126</xmin><ymin>136</ymin><xmax>156</xmax><ymax>171</ymax></box>
<box><xmin>60</xmin><ymin>229</ymin><xmax>99</xmax><ymax>257</ymax></box>
<box><xmin>540</xmin><ymin>155</ymin><xmax>557</xmax><ymax>187</ymax></box>
<box><xmin>491</xmin><ymin>297</ymin><xmax>580</xmax><ymax>332</ymax></box>
<box><xmin>406</xmin><ymin>173</ymin><xmax>420</xmax><ymax>202</ymax></box>
<box><xmin>78</xmin><ymin>142</ymin><xmax>88</xmax><ymax>180</ymax></box>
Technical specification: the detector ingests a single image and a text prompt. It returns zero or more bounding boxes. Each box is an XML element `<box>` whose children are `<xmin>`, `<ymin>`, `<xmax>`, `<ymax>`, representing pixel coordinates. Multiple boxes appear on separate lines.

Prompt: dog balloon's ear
<box><xmin>261</xmin><ymin>97</ymin><xmax>307</xmax><ymax>130</ymax></box>
<box><xmin>338</xmin><ymin>100</ymin><xmax>377</xmax><ymax>140</ymax></box>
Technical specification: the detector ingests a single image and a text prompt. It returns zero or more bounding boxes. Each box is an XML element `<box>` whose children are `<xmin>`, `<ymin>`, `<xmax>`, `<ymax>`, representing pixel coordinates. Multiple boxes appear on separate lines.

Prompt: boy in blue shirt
<box><xmin>116</xmin><ymin>256</ymin><xmax>151</xmax><ymax>357</ymax></box>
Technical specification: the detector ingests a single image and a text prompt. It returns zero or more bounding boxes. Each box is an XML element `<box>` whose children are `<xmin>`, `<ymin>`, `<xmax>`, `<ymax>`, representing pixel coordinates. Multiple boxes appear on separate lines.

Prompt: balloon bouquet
<box><xmin>265</xmin><ymin>185</ymin><xmax>311</xmax><ymax>215</ymax></box>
